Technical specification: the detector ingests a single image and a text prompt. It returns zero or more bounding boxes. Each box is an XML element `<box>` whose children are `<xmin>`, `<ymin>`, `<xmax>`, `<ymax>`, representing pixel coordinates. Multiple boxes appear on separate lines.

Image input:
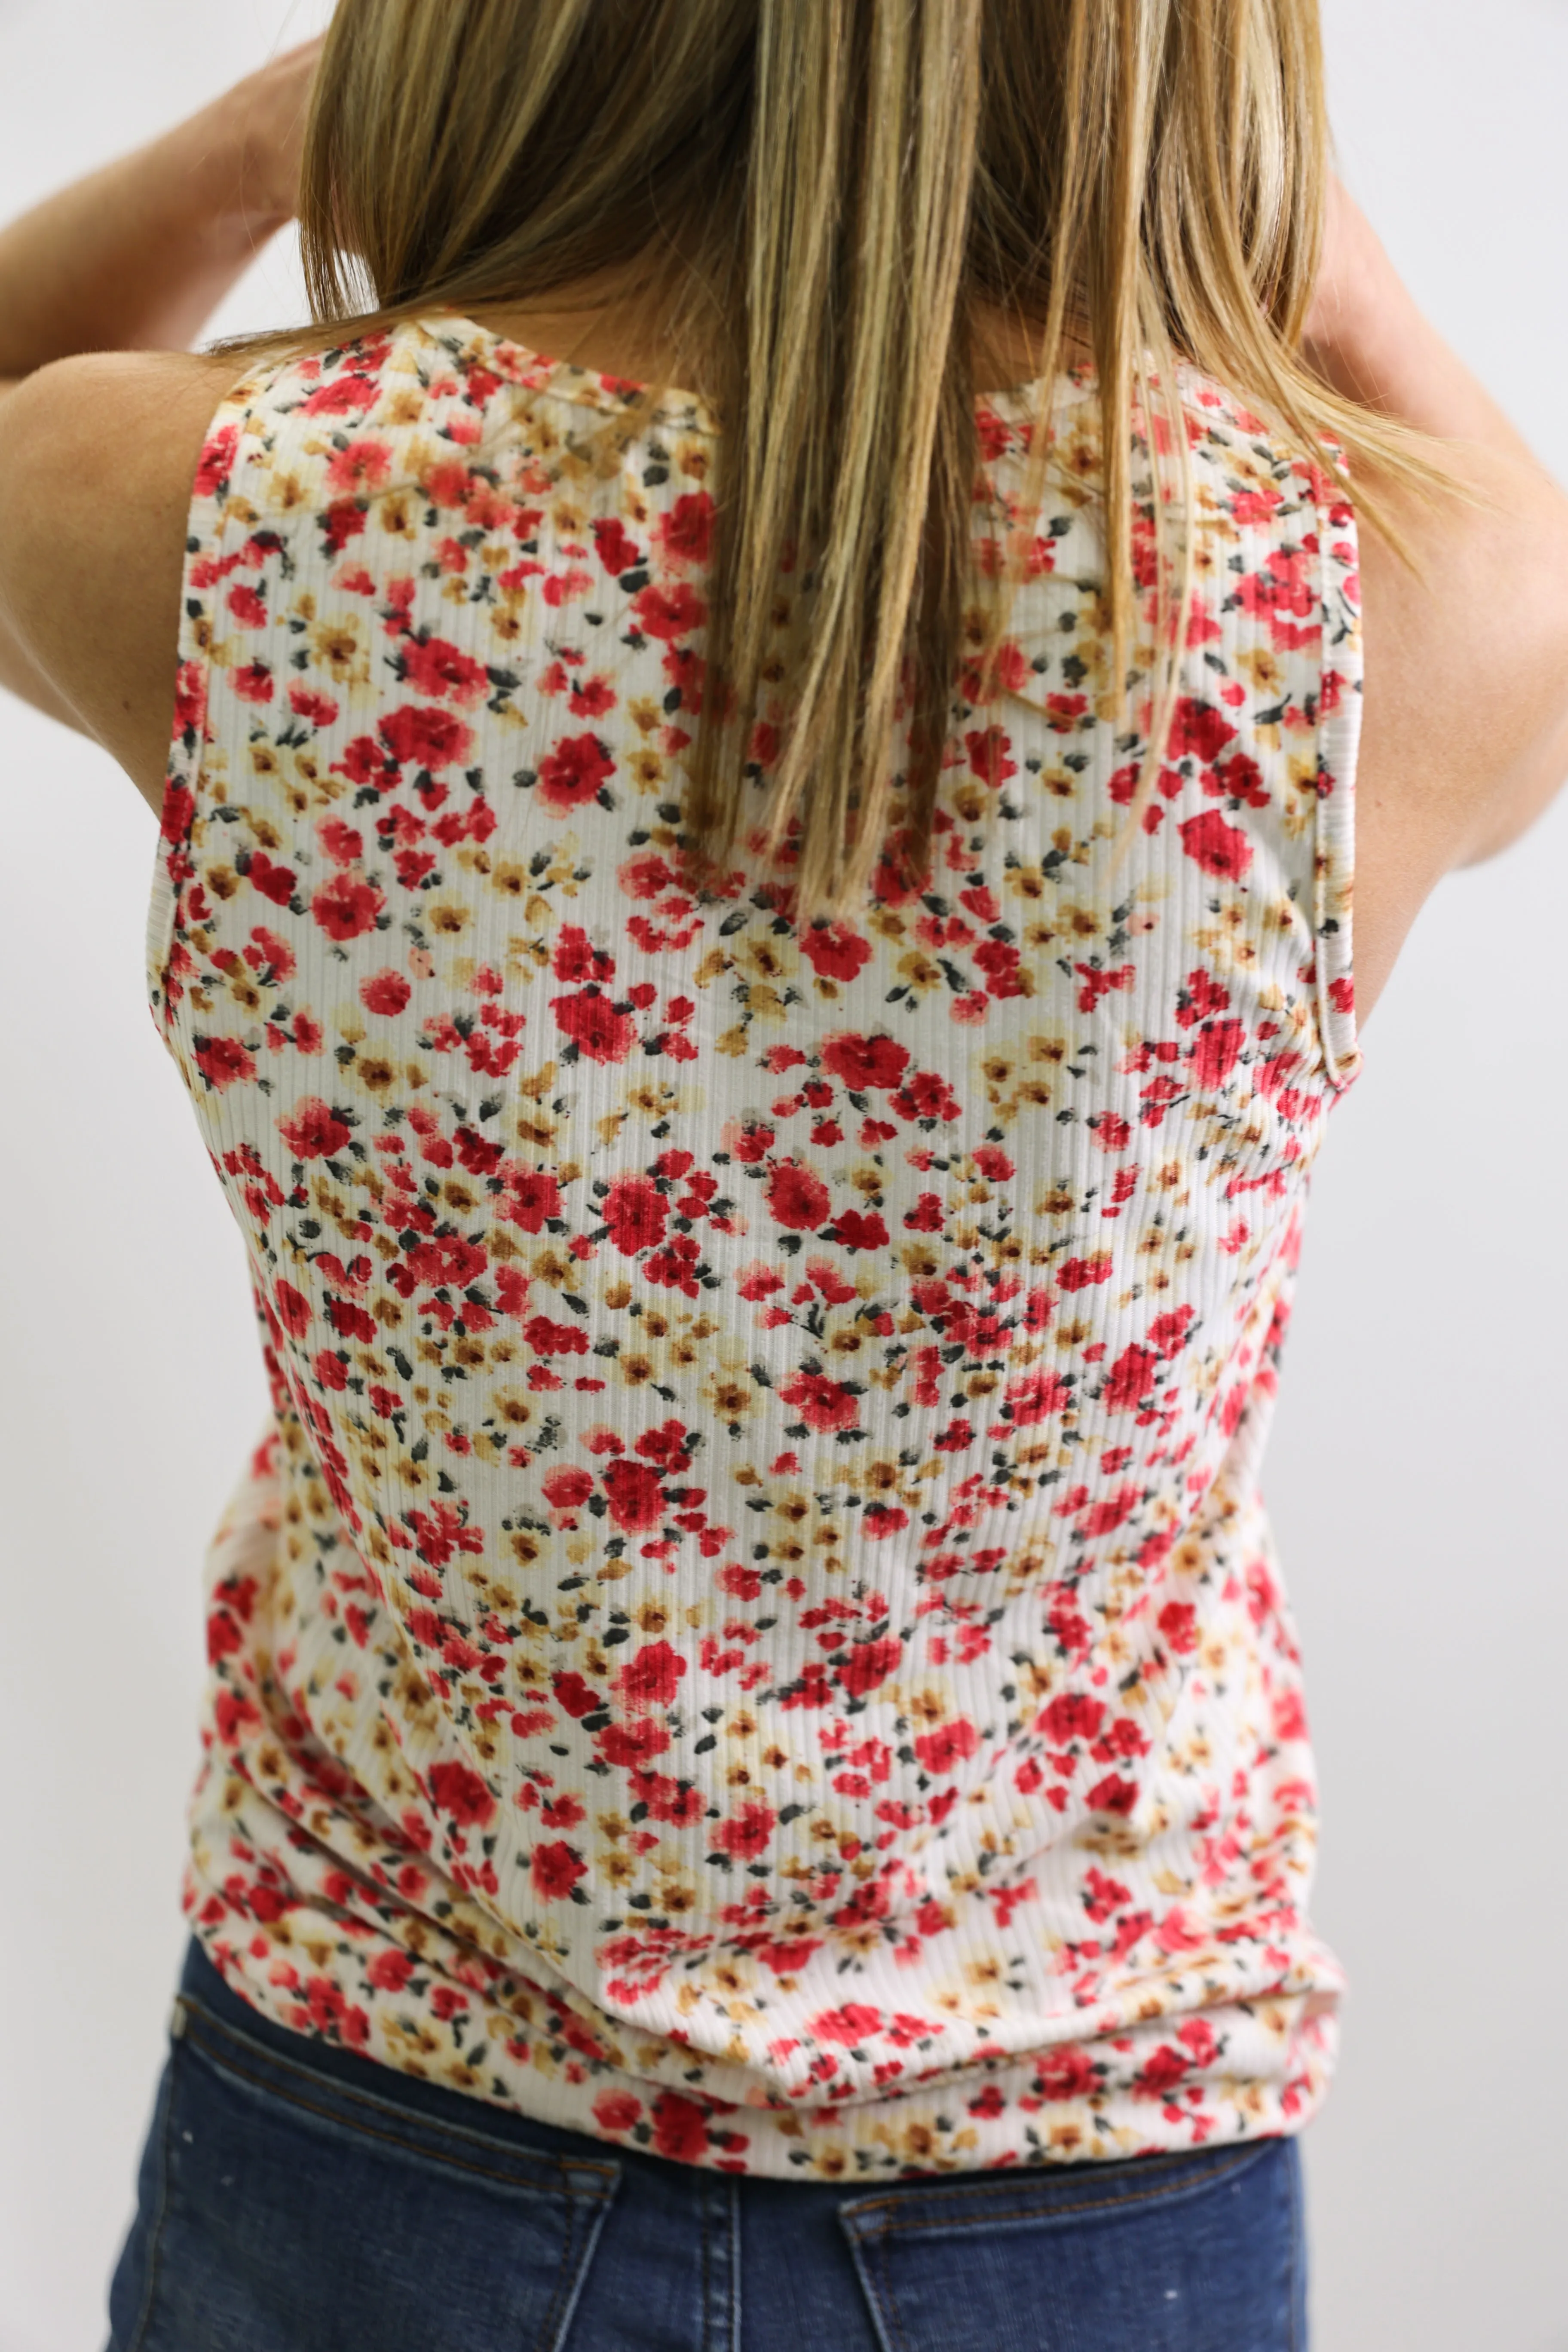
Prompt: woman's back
<box><xmin>151</xmin><ymin>311</ymin><xmax>1358</xmax><ymax>2171</ymax></box>
<box><xmin>4</xmin><ymin>4</ymin><xmax>1568</xmax><ymax>2340</ymax></box>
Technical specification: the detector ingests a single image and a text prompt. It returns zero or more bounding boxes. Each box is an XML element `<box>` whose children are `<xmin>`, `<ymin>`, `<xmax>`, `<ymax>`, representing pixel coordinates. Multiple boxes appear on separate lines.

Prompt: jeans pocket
<box><xmin>114</xmin><ymin>2001</ymin><xmax>619</xmax><ymax>2352</ymax></box>
<box><xmin>836</xmin><ymin>2137</ymin><xmax>1305</xmax><ymax>2352</ymax></box>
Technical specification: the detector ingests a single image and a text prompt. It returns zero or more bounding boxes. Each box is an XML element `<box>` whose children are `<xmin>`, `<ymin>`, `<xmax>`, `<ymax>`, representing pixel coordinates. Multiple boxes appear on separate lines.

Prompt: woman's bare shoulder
<box><xmin>1351</xmin><ymin>443</ymin><xmax>1568</xmax><ymax>1021</ymax></box>
<box><xmin>0</xmin><ymin>348</ymin><xmax>247</xmax><ymax>814</ymax></box>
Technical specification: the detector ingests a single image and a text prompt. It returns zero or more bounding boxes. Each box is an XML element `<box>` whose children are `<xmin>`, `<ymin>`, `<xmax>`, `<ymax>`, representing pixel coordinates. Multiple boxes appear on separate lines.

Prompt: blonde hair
<box><xmin>261</xmin><ymin>0</ymin><xmax>1431</xmax><ymax>926</ymax></box>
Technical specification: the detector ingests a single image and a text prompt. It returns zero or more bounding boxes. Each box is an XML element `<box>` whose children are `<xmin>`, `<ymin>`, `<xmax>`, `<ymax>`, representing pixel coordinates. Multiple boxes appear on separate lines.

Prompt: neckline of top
<box><xmin>415</xmin><ymin>311</ymin><xmax>1099</xmax><ymax>438</ymax></box>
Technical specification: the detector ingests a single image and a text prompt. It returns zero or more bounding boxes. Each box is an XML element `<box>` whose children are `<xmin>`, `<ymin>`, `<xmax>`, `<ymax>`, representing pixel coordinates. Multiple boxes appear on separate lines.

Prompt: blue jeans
<box><xmin>106</xmin><ymin>1936</ymin><xmax>1308</xmax><ymax>2351</ymax></box>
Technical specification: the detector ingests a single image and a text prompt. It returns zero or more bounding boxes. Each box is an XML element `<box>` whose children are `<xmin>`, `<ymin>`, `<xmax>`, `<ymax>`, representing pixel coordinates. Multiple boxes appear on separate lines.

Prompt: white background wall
<box><xmin>0</xmin><ymin>2</ymin><xmax>1564</xmax><ymax>2345</ymax></box>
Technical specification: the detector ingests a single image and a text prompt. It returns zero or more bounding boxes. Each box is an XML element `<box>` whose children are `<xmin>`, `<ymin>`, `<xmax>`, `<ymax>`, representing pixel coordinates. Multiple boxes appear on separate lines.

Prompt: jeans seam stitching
<box><xmin>850</xmin><ymin>2143</ymin><xmax>1265</xmax><ymax>2241</ymax></box>
<box><xmin>1290</xmin><ymin>2141</ymin><xmax>1306</xmax><ymax>2352</ymax></box>
<box><xmin>877</xmin><ymin>2228</ymin><xmax>915</xmax><ymax>2352</ymax></box>
<box><xmin>699</xmin><ymin>2177</ymin><xmax>712</xmax><ymax>2352</ymax></box>
<box><xmin>728</xmin><ymin>2176</ymin><xmax>741</xmax><ymax>2352</ymax></box>
<box><xmin>178</xmin><ymin>2006</ymin><xmax>617</xmax><ymax>2198</ymax></box>
<box><xmin>532</xmin><ymin>2197</ymin><xmax>577</xmax><ymax>2352</ymax></box>
<box><xmin>124</xmin><ymin>2058</ymin><xmax>175</xmax><ymax>2352</ymax></box>
<box><xmin>544</xmin><ymin>2187</ymin><xmax>616</xmax><ymax>2352</ymax></box>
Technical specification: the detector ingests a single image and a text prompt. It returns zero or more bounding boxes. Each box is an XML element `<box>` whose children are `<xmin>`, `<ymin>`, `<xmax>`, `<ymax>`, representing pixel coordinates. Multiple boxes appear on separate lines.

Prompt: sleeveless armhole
<box><xmin>1311</xmin><ymin>457</ymin><xmax>1364</xmax><ymax>1091</ymax></box>
<box><xmin>144</xmin><ymin>367</ymin><xmax>270</xmax><ymax>1038</ymax></box>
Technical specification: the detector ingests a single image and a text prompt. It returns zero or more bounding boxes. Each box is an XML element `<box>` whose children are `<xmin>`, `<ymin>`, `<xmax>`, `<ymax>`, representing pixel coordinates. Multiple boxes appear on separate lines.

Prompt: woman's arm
<box><xmin>0</xmin><ymin>41</ymin><xmax>316</xmax><ymax>375</ymax></box>
<box><xmin>0</xmin><ymin>42</ymin><xmax>318</xmax><ymax>807</ymax></box>
<box><xmin>1304</xmin><ymin>180</ymin><xmax>1568</xmax><ymax>1022</ymax></box>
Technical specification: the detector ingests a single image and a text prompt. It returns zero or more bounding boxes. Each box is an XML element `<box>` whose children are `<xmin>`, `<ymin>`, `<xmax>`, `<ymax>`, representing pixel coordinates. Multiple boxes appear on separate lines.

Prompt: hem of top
<box><xmin>181</xmin><ymin>1906</ymin><xmax>1340</xmax><ymax>2186</ymax></box>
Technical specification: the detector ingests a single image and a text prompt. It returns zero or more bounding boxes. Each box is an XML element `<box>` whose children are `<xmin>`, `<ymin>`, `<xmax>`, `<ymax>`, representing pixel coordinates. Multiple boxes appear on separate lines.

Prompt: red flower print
<box><xmin>764</xmin><ymin>1161</ymin><xmax>830</xmax><ymax>1231</ymax></box>
<box><xmin>326</xmin><ymin>1295</ymin><xmax>377</xmax><ymax>1343</ymax></box>
<box><xmin>277</xmin><ymin>1097</ymin><xmax>352</xmax><ymax>1160</ymax></box>
<box><xmin>551</xmin><ymin>990</ymin><xmax>636</xmax><ymax>1062</ymax></box>
<box><xmin>552</xmin><ymin>923</ymin><xmax>615</xmax><ymax>983</ymax></box>
<box><xmin>777</xmin><ymin>1370</ymin><xmax>861</xmax><ymax>1435</ymax></box>
<box><xmin>649</xmin><ymin>2091</ymin><xmax>709</xmax><ymax>2163</ymax></box>
<box><xmin>272</xmin><ymin>1278</ymin><xmax>311</xmax><ymax>1336</ymax></box>
<box><xmin>1190</xmin><ymin>1018</ymin><xmax>1245</xmax><ymax>1087</ymax></box>
<box><xmin>593</xmin><ymin>2090</ymin><xmax>643</xmax><ymax>2133</ymax></box>
<box><xmin>1168</xmin><ymin>696</ymin><xmax>1237</xmax><ymax>764</ymax></box>
<box><xmin>536</xmin><ymin>732</ymin><xmax>614</xmax><ymax>812</ymax></box>
<box><xmin>321</xmin><ymin>502</ymin><xmax>367</xmax><ymax>555</ymax></box>
<box><xmin>497</xmin><ymin>1165</ymin><xmax>559</xmax><ymax>1231</ymax></box>
<box><xmin>603</xmin><ymin>1174</ymin><xmax>667</xmax><ymax>1253</ymax></box>
<box><xmin>195</xmin><ymin>1035</ymin><xmax>257</xmax><ymax>1091</ymax></box>
<box><xmin>711</xmin><ymin>1802</ymin><xmax>776</xmax><ymax>1860</ymax></box>
<box><xmin>1037</xmin><ymin>1693</ymin><xmax>1106</xmax><ymax>1745</ymax></box>
<box><xmin>644</xmin><ymin>1235</ymin><xmax>702</xmax><ymax>1296</ymax></box>
<box><xmin>966</xmin><ymin>725</ymin><xmax>1017</xmax><ymax>786</ymax></box>
<box><xmin>426</xmin><ymin>1761</ymin><xmax>496</xmax><ymax>1827</ymax></box>
<box><xmin>808</xmin><ymin>2002</ymin><xmax>883</xmax><ymax>2046</ymax></box>
<box><xmin>601</xmin><ymin>1457</ymin><xmax>666</xmax><ymax>1531</ymax></box>
<box><xmin>359</xmin><ymin>968</ymin><xmax>411</xmax><ymax>1016</ymax></box>
<box><xmin>245</xmin><ymin>850</ymin><xmax>297</xmax><ymax>907</ymax></box>
<box><xmin>633</xmin><ymin>1418</ymin><xmax>689</xmax><ymax>1469</ymax></box>
<box><xmin>654</xmin><ymin>490</ymin><xmax>715</xmax><ymax>567</ymax></box>
<box><xmin>1158</xmin><ymin>1601</ymin><xmax>1198</xmax><ymax>1654</ymax></box>
<box><xmin>540</xmin><ymin>1467</ymin><xmax>593</xmax><ymax>1518</ymax></box>
<box><xmin>835</xmin><ymin>1638</ymin><xmax>902</xmax><ymax>1697</ymax></box>
<box><xmin>378</xmin><ymin>705</ymin><xmax>475</xmax><ymax>770</ymax></box>
<box><xmin>1103</xmin><ymin>1343</ymin><xmax>1160</xmax><ymax>1411</ymax></box>
<box><xmin>913</xmin><ymin>1718</ymin><xmax>979</xmax><ymax>1775</ymax></box>
<box><xmin>531</xmin><ymin>1841</ymin><xmax>587</xmax><ymax>1900</ymax></box>
<box><xmin>821</xmin><ymin>1032</ymin><xmax>911</xmax><ymax>1092</ymax></box>
<box><xmin>317</xmin><ymin>818</ymin><xmax>364</xmax><ymax>866</ymax></box>
<box><xmin>592</xmin><ymin>518</ymin><xmax>644</xmax><ymax>576</ymax></box>
<box><xmin>311</xmin><ymin>870</ymin><xmax>386</xmax><ymax>941</ymax></box>
<box><xmin>1003</xmin><ymin>1368</ymin><xmax>1072</xmax><ymax>1424</ymax></box>
<box><xmin>399</xmin><ymin>634</ymin><xmax>489</xmax><ymax>704</ymax></box>
<box><xmin>891</xmin><ymin>1069</ymin><xmax>961</xmax><ymax>1123</ymax></box>
<box><xmin>1057</xmin><ymin>1253</ymin><xmax>1112</xmax><ymax>1292</ymax></box>
<box><xmin>597</xmin><ymin>1719</ymin><xmax>671</xmax><ymax>1769</ymax></box>
<box><xmin>1085</xmin><ymin>1773</ymin><xmax>1139</xmax><ymax>1816</ymax></box>
<box><xmin>194</xmin><ymin>422</ymin><xmax>238</xmax><ymax>497</ymax></box>
<box><xmin>615</xmin><ymin>1641</ymin><xmax>686</xmax><ymax>1710</ymax></box>
<box><xmin>326</xmin><ymin>437</ymin><xmax>393</xmax><ymax>495</ymax></box>
<box><xmin>522</xmin><ymin>1314</ymin><xmax>588</xmax><ymax>1358</ymax></box>
<box><xmin>629</xmin><ymin>580</ymin><xmax>706</xmax><ymax>643</ymax></box>
<box><xmin>799</xmin><ymin>921</ymin><xmax>872</xmax><ymax>983</ymax></box>
<box><xmin>366</xmin><ymin>1949</ymin><xmax>415</xmax><ymax>1993</ymax></box>
<box><xmin>1178</xmin><ymin>809</ymin><xmax>1253</xmax><ymax>880</ymax></box>
<box><xmin>1133</xmin><ymin>2044</ymin><xmax>1191</xmax><ymax>2098</ymax></box>
<box><xmin>552</xmin><ymin>1671</ymin><xmax>605</xmax><ymax>1720</ymax></box>
<box><xmin>1034</xmin><ymin>2044</ymin><xmax>1099</xmax><ymax>2101</ymax></box>
<box><xmin>1148</xmin><ymin>1306</ymin><xmax>1195</xmax><ymax>1355</ymax></box>
<box><xmin>828</xmin><ymin>1210</ymin><xmax>888</xmax><ymax>1252</ymax></box>
<box><xmin>300</xmin><ymin>373</ymin><xmax>378</xmax><ymax>414</ymax></box>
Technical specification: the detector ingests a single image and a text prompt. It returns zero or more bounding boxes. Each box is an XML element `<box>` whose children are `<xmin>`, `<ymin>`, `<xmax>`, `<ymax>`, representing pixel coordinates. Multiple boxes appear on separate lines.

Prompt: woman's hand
<box><xmin>0</xmin><ymin>36</ymin><xmax>322</xmax><ymax>376</ymax></box>
<box><xmin>0</xmin><ymin>33</ymin><xmax>326</xmax><ymax>772</ymax></box>
<box><xmin>188</xmin><ymin>37</ymin><xmax>323</xmax><ymax>239</ymax></box>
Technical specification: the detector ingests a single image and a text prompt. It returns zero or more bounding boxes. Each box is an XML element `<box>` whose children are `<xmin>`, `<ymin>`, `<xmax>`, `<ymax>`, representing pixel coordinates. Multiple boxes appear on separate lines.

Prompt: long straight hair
<box><xmin>260</xmin><ymin>0</ymin><xmax>1431</xmax><ymax>926</ymax></box>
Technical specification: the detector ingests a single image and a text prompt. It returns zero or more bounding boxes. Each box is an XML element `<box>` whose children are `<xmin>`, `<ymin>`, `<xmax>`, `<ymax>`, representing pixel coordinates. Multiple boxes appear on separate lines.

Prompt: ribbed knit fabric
<box><xmin>146</xmin><ymin>314</ymin><xmax>1361</xmax><ymax>2178</ymax></box>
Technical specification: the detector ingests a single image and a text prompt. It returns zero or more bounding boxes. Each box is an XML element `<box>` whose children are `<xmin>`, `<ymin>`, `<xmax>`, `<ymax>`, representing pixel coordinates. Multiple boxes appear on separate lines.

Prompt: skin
<box><xmin>1</xmin><ymin>46</ymin><xmax>1567</xmax><ymax>1030</ymax></box>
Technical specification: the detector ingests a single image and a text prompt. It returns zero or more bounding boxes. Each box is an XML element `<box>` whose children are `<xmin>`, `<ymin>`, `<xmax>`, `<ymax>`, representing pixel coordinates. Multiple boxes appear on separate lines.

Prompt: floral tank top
<box><xmin>146</xmin><ymin>314</ymin><xmax>1362</xmax><ymax>2179</ymax></box>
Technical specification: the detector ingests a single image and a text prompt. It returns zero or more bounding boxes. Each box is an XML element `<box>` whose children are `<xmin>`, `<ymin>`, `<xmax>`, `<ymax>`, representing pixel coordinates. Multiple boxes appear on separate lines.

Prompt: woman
<box><xmin>1</xmin><ymin>5</ymin><xmax>1564</xmax><ymax>2347</ymax></box>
